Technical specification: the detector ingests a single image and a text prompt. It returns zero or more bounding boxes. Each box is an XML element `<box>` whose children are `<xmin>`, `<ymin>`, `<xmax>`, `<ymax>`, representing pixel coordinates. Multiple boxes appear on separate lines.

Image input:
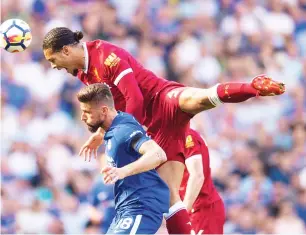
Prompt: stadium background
<box><xmin>1</xmin><ymin>0</ymin><xmax>306</xmax><ymax>234</ymax></box>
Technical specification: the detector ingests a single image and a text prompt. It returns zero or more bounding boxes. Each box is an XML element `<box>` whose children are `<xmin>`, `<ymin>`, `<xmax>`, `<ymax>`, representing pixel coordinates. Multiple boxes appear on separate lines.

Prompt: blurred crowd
<box><xmin>1</xmin><ymin>0</ymin><xmax>306</xmax><ymax>234</ymax></box>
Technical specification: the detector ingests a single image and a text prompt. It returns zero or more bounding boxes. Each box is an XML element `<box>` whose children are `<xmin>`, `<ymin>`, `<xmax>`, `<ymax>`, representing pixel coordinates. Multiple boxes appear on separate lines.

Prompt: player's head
<box><xmin>77</xmin><ymin>83</ymin><xmax>115</xmax><ymax>132</ymax></box>
<box><xmin>43</xmin><ymin>27</ymin><xmax>84</xmax><ymax>76</ymax></box>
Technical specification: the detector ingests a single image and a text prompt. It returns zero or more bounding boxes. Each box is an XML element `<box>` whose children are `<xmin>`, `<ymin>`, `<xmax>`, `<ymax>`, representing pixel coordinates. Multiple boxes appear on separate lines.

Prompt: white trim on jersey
<box><xmin>82</xmin><ymin>42</ymin><xmax>89</xmax><ymax>74</ymax></box>
<box><xmin>114</xmin><ymin>68</ymin><xmax>133</xmax><ymax>85</ymax></box>
<box><xmin>130</xmin><ymin>215</ymin><xmax>142</xmax><ymax>235</ymax></box>
<box><xmin>185</xmin><ymin>154</ymin><xmax>202</xmax><ymax>164</ymax></box>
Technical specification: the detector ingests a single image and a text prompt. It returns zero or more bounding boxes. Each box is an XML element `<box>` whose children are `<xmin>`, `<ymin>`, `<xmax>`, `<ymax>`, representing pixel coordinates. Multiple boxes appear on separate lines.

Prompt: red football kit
<box><xmin>78</xmin><ymin>40</ymin><xmax>192</xmax><ymax>163</ymax></box>
<box><xmin>77</xmin><ymin>40</ymin><xmax>285</xmax><ymax>234</ymax></box>
<box><xmin>180</xmin><ymin>129</ymin><xmax>225</xmax><ymax>234</ymax></box>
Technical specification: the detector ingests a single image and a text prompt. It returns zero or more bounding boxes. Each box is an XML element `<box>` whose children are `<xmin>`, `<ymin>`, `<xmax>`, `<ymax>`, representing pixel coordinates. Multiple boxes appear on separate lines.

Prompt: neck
<box><xmin>102</xmin><ymin>109</ymin><xmax>118</xmax><ymax>131</ymax></box>
<box><xmin>75</xmin><ymin>44</ymin><xmax>86</xmax><ymax>70</ymax></box>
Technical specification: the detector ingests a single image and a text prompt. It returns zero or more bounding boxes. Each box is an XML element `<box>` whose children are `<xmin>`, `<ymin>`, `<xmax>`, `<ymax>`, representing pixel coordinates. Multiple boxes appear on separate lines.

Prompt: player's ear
<box><xmin>101</xmin><ymin>106</ymin><xmax>108</xmax><ymax>114</ymax></box>
<box><xmin>62</xmin><ymin>45</ymin><xmax>70</xmax><ymax>56</ymax></box>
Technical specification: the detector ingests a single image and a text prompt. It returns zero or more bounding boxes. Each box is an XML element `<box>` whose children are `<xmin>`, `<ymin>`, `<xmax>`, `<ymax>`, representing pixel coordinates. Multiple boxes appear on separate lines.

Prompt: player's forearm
<box><xmin>184</xmin><ymin>173</ymin><xmax>204</xmax><ymax>211</ymax></box>
<box><xmin>121</xmin><ymin>147</ymin><xmax>166</xmax><ymax>178</ymax></box>
<box><xmin>99</xmin><ymin>153</ymin><xmax>107</xmax><ymax>169</ymax></box>
<box><xmin>125</xmin><ymin>98</ymin><xmax>144</xmax><ymax>123</ymax></box>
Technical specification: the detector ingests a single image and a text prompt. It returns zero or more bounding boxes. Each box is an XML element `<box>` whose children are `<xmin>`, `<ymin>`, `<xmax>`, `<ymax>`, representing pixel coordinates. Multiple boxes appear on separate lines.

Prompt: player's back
<box><xmin>104</xmin><ymin>111</ymin><xmax>170</xmax><ymax>213</ymax></box>
<box><xmin>78</xmin><ymin>40</ymin><xmax>184</xmax><ymax>126</ymax></box>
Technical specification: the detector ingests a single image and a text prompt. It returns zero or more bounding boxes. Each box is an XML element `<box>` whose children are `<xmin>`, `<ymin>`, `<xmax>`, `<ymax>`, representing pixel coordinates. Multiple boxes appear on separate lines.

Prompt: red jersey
<box><xmin>180</xmin><ymin>129</ymin><xmax>221</xmax><ymax>208</ymax></box>
<box><xmin>77</xmin><ymin>40</ymin><xmax>183</xmax><ymax>126</ymax></box>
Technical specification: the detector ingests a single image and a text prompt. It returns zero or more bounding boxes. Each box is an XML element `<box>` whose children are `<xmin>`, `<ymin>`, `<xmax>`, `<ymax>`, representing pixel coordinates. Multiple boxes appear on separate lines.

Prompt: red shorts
<box><xmin>146</xmin><ymin>85</ymin><xmax>193</xmax><ymax>163</ymax></box>
<box><xmin>190</xmin><ymin>200</ymin><xmax>226</xmax><ymax>234</ymax></box>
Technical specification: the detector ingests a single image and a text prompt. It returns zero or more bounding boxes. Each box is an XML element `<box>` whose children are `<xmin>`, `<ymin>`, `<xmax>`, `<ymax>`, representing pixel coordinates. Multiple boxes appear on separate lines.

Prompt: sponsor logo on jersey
<box><xmin>104</xmin><ymin>53</ymin><xmax>120</xmax><ymax>67</ymax></box>
<box><xmin>185</xmin><ymin>135</ymin><xmax>195</xmax><ymax>148</ymax></box>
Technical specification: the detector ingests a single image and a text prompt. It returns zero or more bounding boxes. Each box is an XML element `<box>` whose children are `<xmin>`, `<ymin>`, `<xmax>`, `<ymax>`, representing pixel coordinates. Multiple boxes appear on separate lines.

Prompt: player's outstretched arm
<box><xmin>101</xmin><ymin>140</ymin><xmax>167</xmax><ymax>184</ymax></box>
<box><xmin>183</xmin><ymin>155</ymin><xmax>205</xmax><ymax>212</ymax></box>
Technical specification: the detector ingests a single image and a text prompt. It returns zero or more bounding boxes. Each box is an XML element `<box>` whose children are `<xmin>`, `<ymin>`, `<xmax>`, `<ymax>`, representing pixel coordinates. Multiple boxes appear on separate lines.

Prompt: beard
<box><xmin>72</xmin><ymin>69</ymin><xmax>79</xmax><ymax>76</ymax></box>
<box><xmin>87</xmin><ymin>121</ymin><xmax>104</xmax><ymax>133</ymax></box>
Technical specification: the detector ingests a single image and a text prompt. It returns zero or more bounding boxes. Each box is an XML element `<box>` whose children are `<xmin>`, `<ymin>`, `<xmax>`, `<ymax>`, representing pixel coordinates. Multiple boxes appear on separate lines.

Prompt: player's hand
<box><xmin>101</xmin><ymin>166</ymin><xmax>126</xmax><ymax>184</ymax></box>
<box><xmin>183</xmin><ymin>200</ymin><xmax>193</xmax><ymax>213</ymax></box>
<box><xmin>79</xmin><ymin>127</ymin><xmax>104</xmax><ymax>162</ymax></box>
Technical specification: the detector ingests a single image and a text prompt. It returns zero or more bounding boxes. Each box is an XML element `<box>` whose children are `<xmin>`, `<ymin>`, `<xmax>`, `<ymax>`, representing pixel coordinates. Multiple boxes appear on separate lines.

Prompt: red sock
<box><xmin>217</xmin><ymin>83</ymin><xmax>258</xmax><ymax>103</ymax></box>
<box><xmin>165</xmin><ymin>202</ymin><xmax>192</xmax><ymax>234</ymax></box>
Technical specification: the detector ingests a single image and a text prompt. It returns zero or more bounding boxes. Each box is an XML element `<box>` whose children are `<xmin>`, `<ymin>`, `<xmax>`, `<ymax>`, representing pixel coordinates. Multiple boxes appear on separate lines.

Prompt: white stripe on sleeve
<box><xmin>114</xmin><ymin>68</ymin><xmax>133</xmax><ymax>86</ymax></box>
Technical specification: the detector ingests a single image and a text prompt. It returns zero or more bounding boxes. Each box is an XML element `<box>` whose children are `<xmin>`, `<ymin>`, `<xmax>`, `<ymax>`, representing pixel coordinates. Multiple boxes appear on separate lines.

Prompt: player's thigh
<box><xmin>160</xmin><ymin>86</ymin><xmax>193</xmax><ymax>130</ymax></box>
<box><xmin>208</xmin><ymin>200</ymin><xmax>226</xmax><ymax>234</ymax></box>
<box><xmin>179</xmin><ymin>87</ymin><xmax>215</xmax><ymax>114</ymax></box>
<box><xmin>190</xmin><ymin>209</ymin><xmax>208</xmax><ymax>235</ymax></box>
<box><xmin>191</xmin><ymin>201</ymin><xmax>226</xmax><ymax>234</ymax></box>
<box><xmin>157</xmin><ymin>158</ymin><xmax>185</xmax><ymax>205</ymax></box>
<box><xmin>106</xmin><ymin>213</ymin><xmax>163</xmax><ymax>235</ymax></box>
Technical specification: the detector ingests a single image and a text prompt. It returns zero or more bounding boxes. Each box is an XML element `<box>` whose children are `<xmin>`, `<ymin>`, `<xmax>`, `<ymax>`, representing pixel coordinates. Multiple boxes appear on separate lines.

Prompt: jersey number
<box><xmin>115</xmin><ymin>217</ymin><xmax>133</xmax><ymax>230</ymax></box>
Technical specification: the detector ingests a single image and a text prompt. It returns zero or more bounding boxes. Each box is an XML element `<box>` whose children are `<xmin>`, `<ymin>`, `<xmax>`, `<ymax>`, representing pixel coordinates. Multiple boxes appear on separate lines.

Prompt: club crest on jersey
<box><xmin>104</xmin><ymin>53</ymin><xmax>120</xmax><ymax>67</ymax></box>
<box><xmin>106</xmin><ymin>155</ymin><xmax>116</xmax><ymax>167</ymax></box>
<box><xmin>93</xmin><ymin>68</ymin><xmax>102</xmax><ymax>82</ymax></box>
<box><xmin>185</xmin><ymin>135</ymin><xmax>194</xmax><ymax>148</ymax></box>
<box><xmin>107</xmin><ymin>140</ymin><xmax>112</xmax><ymax>150</ymax></box>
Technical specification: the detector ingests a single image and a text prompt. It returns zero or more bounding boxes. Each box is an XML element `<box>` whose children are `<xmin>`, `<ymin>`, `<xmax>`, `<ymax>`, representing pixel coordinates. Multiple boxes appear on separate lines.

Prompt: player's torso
<box><xmin>180</xmin><ymin>130</ymin><xmax>221</xmax><ymax>207</ymax></box>
<box><xmin>78</xmin><ymin>40</ymin><xmax>182</xmax><ymax>124</ymax></box>
<box><xmin>104</xmin><ymin>114</ymin><xmax>169</xmax><ymax>210</ymax></box>
<box><xmin>78</xmin><ymin>46</ymin><xmax>127</xmax><ymax>112</ymax></box>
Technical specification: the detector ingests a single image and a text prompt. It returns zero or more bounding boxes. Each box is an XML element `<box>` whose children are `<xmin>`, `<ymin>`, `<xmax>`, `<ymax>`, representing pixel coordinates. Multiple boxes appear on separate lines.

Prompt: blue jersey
<box><xmin>104</xmin><ymin>112</ymin><xmax>169</xmax><ymax>213</ymax></box>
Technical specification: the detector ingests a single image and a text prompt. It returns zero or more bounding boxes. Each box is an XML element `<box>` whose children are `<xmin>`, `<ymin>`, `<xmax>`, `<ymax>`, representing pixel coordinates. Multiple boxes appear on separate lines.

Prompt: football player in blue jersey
<box><xmin>77</xmin><ymin>83</ymin><xmax>170</xmax><ymax>235</ymax></box>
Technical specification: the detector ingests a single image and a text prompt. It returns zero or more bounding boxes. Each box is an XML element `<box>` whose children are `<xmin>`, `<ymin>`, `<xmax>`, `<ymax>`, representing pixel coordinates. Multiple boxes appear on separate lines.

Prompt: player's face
<box><xmin>80</xmin><ymin>102</ymin><xmax>107</xmax><ymax>133</ymax></box>
<box><xmin>44</xmin><ymin>47</ymin><xmax>79</xmax><ymax>76</ymax></box>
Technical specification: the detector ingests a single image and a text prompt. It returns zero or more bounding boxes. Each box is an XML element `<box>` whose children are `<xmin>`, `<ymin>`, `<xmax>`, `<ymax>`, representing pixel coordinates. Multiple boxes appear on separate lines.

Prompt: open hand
<box><xmin>101</xmin><ymin>166</ymin><xmax>126</xmax><ymax>184</ymax></box>
<box><xmin>79</xmin><ymin>127</ymin><xmax>104</xmax><ymax>162</ymax></box>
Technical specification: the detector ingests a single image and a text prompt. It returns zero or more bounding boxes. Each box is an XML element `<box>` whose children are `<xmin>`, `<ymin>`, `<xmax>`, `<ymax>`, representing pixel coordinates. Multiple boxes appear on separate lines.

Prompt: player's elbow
<box><xmin>154</xmin><ymin>147</ymin><xmax>167</xmax><ymax>166</ymax></box>
<box><xmin>190</xmin><ymin>171</ymin><xmax>205</xmax><ymax>185</ymax></box>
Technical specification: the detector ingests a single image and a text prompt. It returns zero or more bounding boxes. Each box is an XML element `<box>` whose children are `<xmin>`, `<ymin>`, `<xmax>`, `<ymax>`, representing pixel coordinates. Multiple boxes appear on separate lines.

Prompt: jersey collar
<box><xmin>82</xmin><ymin>42</ymin><xmax>89</xmax><ymax>74</ymax></box>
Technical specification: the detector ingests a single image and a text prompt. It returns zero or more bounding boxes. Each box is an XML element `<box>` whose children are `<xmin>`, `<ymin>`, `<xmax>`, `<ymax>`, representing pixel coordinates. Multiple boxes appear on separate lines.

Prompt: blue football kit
<box><xmin>104</xmin><ymin>112</ymin><xmax>170</xmax><ymax>234</ymax></box>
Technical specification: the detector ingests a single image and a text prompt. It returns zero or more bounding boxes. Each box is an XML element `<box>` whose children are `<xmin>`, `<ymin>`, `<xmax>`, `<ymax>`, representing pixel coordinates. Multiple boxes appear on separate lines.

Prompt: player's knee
<box><xmin>179</xmin><ymin>88</ymin><xmax>211</xmax><ymax>114</ymax></box>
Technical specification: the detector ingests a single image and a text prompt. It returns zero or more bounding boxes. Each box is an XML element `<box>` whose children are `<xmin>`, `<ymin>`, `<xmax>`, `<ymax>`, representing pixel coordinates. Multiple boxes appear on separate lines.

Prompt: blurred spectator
<box><xmin>274</xmin><ymin>200</ymin><xmax>306</xmax><ymax>234</ymax></box>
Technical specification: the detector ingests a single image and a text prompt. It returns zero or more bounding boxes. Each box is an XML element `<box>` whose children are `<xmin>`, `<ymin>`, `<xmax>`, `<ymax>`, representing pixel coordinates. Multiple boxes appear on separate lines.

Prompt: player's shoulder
<box><xmin>107</xmin><ymin>112</ymin><xmax>142</xmax><ymax>139</ymax></box>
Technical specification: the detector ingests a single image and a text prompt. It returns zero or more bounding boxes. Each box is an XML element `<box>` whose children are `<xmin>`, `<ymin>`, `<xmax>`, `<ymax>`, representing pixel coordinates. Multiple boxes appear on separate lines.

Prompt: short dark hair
<box><xmin>77</xmin><ymin>83</ymin><xmax>114</xmax><ymax>108</ymax></box>
<box><xmin>42</xmin><ymin>27</ymin><xmax>83</xmax><ymax>52</ymax></box>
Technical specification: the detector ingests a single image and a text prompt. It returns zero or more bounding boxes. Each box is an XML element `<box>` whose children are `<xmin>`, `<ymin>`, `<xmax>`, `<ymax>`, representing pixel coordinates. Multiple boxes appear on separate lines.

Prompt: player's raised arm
<box><xmin>103</xmin><ymin>53</ymin><xmax>144</xmax><ymax>123</ymax></box>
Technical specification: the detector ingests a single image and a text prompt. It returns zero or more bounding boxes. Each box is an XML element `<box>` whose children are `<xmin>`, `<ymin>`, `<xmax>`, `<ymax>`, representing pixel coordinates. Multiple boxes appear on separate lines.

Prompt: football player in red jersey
<box><xmin>180</xmin><ymin>129</ymin><xmax>225</xmax><ymax>234</ymax></box>
<box><xmin>43</xmin><ymin>27</ymin><xmax>285</xmax><ymax>234</ymax></box>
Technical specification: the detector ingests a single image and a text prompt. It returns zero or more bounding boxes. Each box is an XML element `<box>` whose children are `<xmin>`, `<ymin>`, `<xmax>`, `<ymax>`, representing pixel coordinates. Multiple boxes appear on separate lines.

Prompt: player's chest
<box><xmin>105</xmin><ymin>138</ymin><xmax>118</xmax><ymax>166</ymax></box>
<box><xmin>84</xmin><ymin>67</ymin><xmax>121</xmax><ymax>93</ymax></box>
<box><xmin>86</xmin><ymin>66</ymin><xmax>110</xmax><ymax>85</ymax></box>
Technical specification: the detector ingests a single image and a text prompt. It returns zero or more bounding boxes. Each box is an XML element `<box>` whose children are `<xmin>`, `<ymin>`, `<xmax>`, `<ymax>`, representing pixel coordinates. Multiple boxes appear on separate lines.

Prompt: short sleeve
<box><xmin>116</xmin><ymin>126</ymin><xmax>150</xmax><ymax>153</ymax></box>
<box><xmin>184</xmin><ymin>134</ymin><xmax>202</xmax><ymax>159</ymax></box>
<box><xmin>128</xmin><ymin>130</ymin><xmax>150</xmax><ymax>152</ymax></box>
